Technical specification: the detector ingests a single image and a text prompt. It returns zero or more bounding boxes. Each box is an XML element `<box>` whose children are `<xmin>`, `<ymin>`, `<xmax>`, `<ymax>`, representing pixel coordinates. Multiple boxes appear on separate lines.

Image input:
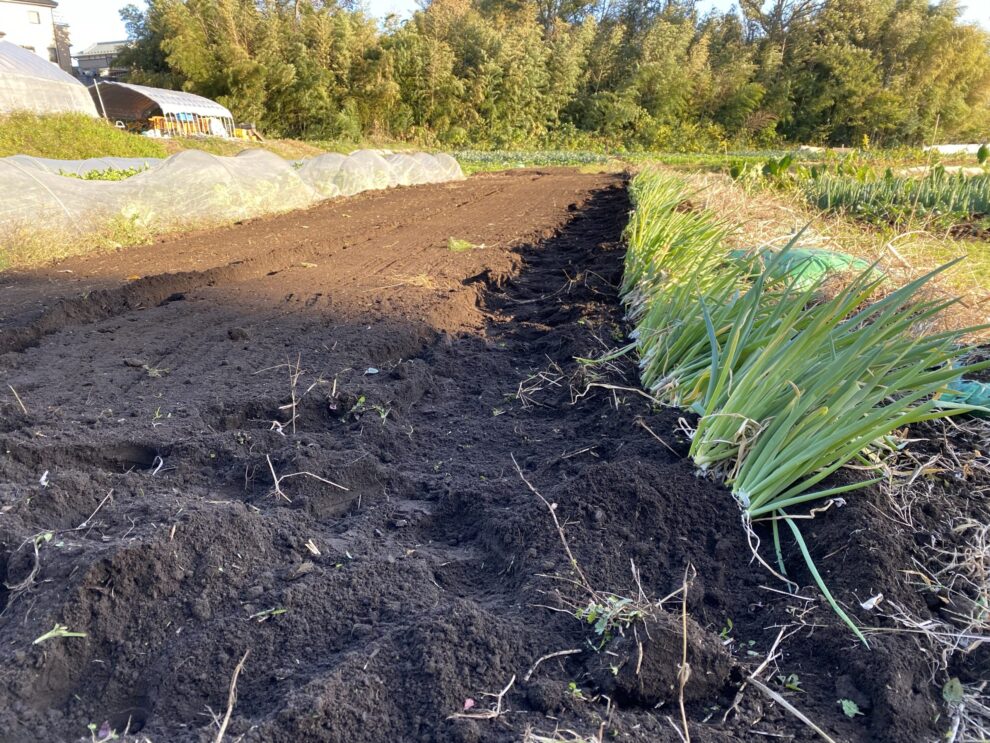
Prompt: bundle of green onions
<box><xmin>623</xmin><ymin>169</ymin><xmax>990</xmax><ymax>642</ymax></box>
<box><xmin>622</xmin><ymin>171</ymin><xmax>733</xmax><ymax>322</ymax></box>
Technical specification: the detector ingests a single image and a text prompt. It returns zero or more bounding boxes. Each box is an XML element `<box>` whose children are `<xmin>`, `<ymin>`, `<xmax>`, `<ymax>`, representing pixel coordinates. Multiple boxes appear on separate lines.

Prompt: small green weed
<box><xmin>348</xmin><ymin>395</ymin><xmax>367</xmax><ymax>419</ymax></box>
<box><xmin>566</xmin><ymin>681</ymin><xmax>587</xmax><ymax>700</ymax></box>
<box><xmin>839</xmin><ymin>698</ymin><xmax>863</xmax><ymax>718</ymax></box>
<box><xmin>719</xmin><ymin>617</ymin><xmax>734</xmax><ymax>639</ymax></box>
<box><xmin>87</xmin><ymin>722</ymin><xmax>119</xmax><ymax>742</ymax></box>
<box><xmin>777</xmin><ymin>673</ymin><xmax>803</xmax><ymax>692</ymax></box>
<box><xmin>33</xmin><ymin>623</ymin><xmax>87</xmax><ymax>644</ymax></box>
<box><xmin>447</xmin><ymin>237</ymin><xmax>485</xmax><ymax>252</ymax></box>
<box><xmin>576</xmin><ymin>594</ymin><xmax>647</xmax><ymax>644</ymax></box>
<box><xmin>371</xmin><ymin>403</ymin><xmax>391</xmax><ymax>424</ymax></box>
<box><xmin>943</xmin><ymin>677</ymin><xmax>964</xmax><ymax>704</ymax></box>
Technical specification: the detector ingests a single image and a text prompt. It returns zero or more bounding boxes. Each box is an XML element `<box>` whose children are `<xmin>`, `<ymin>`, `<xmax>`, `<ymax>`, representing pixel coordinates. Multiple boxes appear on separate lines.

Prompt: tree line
<box><xmin>116</xmin><ymin>0</ymin><xmax>990</xmax><ymax>148</ymax></box>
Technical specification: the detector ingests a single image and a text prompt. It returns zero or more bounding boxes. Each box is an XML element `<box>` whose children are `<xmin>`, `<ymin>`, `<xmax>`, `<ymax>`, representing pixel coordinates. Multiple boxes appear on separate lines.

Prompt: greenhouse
<box><xmin>0</xmin><ymin>40</ymin><xmax>98</xmax><ymax>117</ymax></box>
<box><xmin>90</xmin><ymin>81</ymin><xmax>235</xmax><ymax>138</ymax></box>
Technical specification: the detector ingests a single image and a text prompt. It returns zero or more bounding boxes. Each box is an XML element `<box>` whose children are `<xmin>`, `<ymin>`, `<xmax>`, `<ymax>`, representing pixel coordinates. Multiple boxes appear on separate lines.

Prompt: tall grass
<box><xmin>623</xmin><ymin>168</ymin><xmax>989</xmax><ymax>641</ymax></box>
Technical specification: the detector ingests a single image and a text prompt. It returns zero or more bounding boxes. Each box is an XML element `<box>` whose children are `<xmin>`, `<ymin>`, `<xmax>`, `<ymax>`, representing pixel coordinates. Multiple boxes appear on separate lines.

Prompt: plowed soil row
<box><xmin>0</xmin><ymin>170</ymin><xmax>985</xmax><ymax>743</ymax></box>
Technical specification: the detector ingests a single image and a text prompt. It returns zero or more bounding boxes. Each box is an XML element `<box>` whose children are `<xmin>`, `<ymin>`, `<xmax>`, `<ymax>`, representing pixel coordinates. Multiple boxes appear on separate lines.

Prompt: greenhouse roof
<box><xmin>0</xmin><ymin>40</ymin><xmax>98</xmax><ymax>116</ymax></box>
<box><xmin>0</xmin><ymin>40</ymin><xmax>78</xmax><ymax>84</ymax></box>
<box><xmin>91</xmin><ymin>81</ymin><xmax>233</xmax><ymax>121</ymax></box>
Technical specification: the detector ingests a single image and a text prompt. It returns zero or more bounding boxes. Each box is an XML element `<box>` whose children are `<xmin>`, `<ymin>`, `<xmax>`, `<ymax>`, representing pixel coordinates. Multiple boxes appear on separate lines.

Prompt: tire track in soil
<box><xmin>0</xmin><ymin>171</ymin><xmax>965</xmax><ymax>743</ymax></box>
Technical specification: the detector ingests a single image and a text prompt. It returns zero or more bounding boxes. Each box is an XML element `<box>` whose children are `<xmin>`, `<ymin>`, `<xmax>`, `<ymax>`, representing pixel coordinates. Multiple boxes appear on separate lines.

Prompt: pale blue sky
<box><xmin>58</xmin><ymin>0</ymin><xmax>990</xmax><ymax>54</ymax></box>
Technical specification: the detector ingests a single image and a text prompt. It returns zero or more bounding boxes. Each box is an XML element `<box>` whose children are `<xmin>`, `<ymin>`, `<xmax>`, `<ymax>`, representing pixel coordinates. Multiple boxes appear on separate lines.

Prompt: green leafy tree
<box><xmin>113</xmin><ymin>0</ymin><xmax>990</xmax><ymax>147</ymax></box>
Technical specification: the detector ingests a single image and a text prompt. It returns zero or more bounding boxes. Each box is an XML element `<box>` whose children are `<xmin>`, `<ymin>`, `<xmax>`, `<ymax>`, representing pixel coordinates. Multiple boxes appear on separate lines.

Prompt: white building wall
<box><xmin>0</xmin><ymin>2</ymin><xmax>57</xmax><ymax>64</ymax></box>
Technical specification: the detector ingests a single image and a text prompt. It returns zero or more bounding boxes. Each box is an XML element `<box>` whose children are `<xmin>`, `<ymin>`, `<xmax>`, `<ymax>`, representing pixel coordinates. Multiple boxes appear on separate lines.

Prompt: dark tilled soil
<box><xmin>0</xmin><ymin>170</ymin><xmax>986</xmax><ymax>743</ymax></box>
<box><xmin>947</xmin><ymin>218</ymin><xmax>990</xmax><ymax>240</ymax></box>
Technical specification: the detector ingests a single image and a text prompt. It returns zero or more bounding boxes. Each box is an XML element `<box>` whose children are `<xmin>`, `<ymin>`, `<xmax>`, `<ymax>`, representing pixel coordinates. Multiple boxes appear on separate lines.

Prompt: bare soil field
<box><xmin>0</xmin><ymin>171</ymin><xmax>986</xmax><ymax>742</ymax></box>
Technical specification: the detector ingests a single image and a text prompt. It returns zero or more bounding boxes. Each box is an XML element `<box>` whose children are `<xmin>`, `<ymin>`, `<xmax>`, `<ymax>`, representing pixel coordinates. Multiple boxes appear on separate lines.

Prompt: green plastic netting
<box><xmin>942</xmin><ymin>377</ymin><xmax>990</xmax><ymax>414</ymax></box>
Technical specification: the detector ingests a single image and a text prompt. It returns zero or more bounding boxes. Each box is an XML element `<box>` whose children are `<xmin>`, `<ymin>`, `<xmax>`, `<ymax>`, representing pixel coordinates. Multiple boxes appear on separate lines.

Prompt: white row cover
<box><xmin>923</xmin><ymin>144</ymin><xmax>986</xmax><ymax>155</ymax></box>
<box><xmin>2</xmin><ymin>155</ymin><xmax>165</xmax><ymax>176</ymax></box>
<box><xmin>0</xmin><ymin>149</ymin><xmax>465</xmax><ymax>251</ymax></box>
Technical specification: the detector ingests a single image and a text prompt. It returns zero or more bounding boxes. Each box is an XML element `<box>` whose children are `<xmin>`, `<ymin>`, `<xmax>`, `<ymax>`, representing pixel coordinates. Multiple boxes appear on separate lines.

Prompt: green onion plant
<box><xmin>623</xmin><ymin>169</ymin><xmax>990</xmax><ymax>642</ymax></box>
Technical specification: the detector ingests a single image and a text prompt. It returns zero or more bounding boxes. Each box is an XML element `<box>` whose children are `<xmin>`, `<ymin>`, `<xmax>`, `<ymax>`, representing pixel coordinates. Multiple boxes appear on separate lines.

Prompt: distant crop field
<box><xmin>803</xmin><ymin>169</ymin><xmax>990</xmax><ymax>233</ymax></box>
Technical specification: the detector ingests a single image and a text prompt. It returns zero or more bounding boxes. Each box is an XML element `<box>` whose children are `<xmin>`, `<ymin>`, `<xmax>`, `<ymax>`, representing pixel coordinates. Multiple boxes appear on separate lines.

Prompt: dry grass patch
<box><xmin>0</xmin><ymin>217</ymin><xmax>156</xmax><ymax>271</ymax></box>
<box><xmin>160</xmin><ymin>136</ymin><xmax>327</xmax><ymax>160</ymax></box>
<box><xmin>0</xmin><ymin>213</ymin><xmax>240</xmax><ymax>271</ymax></box>
<box><xmin>389</xmin><ymin>273</ymin><xmax>439</xmax><ymax>289</ymax></box>
<box><xmin>677</xmin><ymin>170</ymin><xmax>990</xmax><ymax>338</ymax></box>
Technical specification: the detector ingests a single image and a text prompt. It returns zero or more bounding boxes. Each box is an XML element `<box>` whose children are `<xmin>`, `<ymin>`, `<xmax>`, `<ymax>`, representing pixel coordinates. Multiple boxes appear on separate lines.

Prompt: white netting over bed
<box><xmin>334</xmin><ymin>150</ymin><xmax>396</xmax><ymax>195</ymax></box>
<box><xmin>0</xmin><ymin>149</ymin><xmax>465</xmax><ymax>256</ymax></box>
<box><xmin>0</xmin><ymin>150</ymin><xmax>322</xmax><ymax>239</ymax></box>
<box><xmin>296</xmin><ymin>153</ymin><xmax>346</xmax><ymax>197</ymax></box>
<box><xmin>386</xmin><ymin>153</ymin><xmax>433</xmax><ymax>185</ymax></box>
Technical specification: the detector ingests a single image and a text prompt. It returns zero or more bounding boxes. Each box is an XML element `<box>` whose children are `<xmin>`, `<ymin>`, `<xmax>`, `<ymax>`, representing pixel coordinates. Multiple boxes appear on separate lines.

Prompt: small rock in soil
<box><xmin>283</xmin><ymin>561</ymin><xmax>316</xmax><ymax>581</ymax></box>
<box><xmin>190</xmin><ymin>598</ymin><xmax>212</xmax><ymax>621</ymax></box>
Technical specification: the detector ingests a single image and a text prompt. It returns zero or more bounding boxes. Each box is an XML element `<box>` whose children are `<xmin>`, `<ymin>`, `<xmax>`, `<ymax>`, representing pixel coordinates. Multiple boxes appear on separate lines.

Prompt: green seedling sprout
<box><xmin>447</xmin><ymin>237</ymin><xmax>485</xmax><ymax>252</ymax></box>
<box><xmin>839</xmin><ymin>699</ymin><xmax>863</xmax><ymax>718</ymax></box>
<box><xmin>33</xmin><ymin>623</ymin><xmax>87</xmax><ymax>644</ymax></box>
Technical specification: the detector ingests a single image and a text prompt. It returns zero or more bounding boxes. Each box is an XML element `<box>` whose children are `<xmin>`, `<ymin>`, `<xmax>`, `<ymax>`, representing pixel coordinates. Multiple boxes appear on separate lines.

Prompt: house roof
<box><xmin>75</xmin><ymin>41</ymin><xmax>128</xmax><ymax>59</ymax></box>
<box><xmin>91</xmin><ymin>81</ymin><xmax>233</xmax><ymax>121</ymax></box>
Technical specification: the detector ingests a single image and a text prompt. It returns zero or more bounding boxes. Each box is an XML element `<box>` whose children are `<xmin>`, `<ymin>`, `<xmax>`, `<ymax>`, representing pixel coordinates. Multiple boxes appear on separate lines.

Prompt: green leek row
<box><xmin>622</xmin><ymin>168</ymin><xmax>990</xmax><ymax>642</ymax></box>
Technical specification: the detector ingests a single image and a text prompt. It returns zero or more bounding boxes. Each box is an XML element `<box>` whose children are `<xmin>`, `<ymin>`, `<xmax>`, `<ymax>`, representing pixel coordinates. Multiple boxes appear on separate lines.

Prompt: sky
<box><xmin>58</xmin><ymin>0</ymin><xmax>990</xmax><ymax>54</ymax></box>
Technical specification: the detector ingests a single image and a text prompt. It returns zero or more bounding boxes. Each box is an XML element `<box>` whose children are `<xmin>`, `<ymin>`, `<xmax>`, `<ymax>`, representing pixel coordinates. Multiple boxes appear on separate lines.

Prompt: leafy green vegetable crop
<box><xmin>60</xmin><ymin>166</ymin><xmax>150</xmax><ymax>181</ymax></box>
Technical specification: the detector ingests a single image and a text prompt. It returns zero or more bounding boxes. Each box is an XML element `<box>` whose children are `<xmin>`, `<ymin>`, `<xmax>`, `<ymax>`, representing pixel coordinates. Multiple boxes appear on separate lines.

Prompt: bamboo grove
<box><xmin>115</xmin><ymin>0</ymin><xmax>990</xmax><ymax>148</ymax></box>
